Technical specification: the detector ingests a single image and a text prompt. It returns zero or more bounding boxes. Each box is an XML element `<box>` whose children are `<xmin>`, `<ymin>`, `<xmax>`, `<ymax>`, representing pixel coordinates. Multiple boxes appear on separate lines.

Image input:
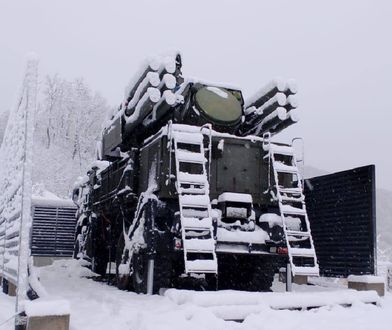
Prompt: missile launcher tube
<box><xmin>245</xmin><ymin>79</ymin><xmax>297</xmax><ymax>110</ymax></box>
<box><xmin>124</xmin><ymin>62</ymin><xmax>160</xmax><ymax>106</ymax></box>
<box><xmin>270</xmin><ymin>110</ymin><xmax>299</xmax><ymax>135</ymax></box>
<box><xmin>253</xmin><ymin>107</ymin><xmax>287</xmax><ymax>136</ymax></box>
<box><xmin>125</xmin><ymin>72</ymin><xmax>160</xmax><ymax>116</ymax></box>
<box><xmin>124</xmin><ymin>87</ymin><xmax>161</xmax><ymax>136</ymax></box>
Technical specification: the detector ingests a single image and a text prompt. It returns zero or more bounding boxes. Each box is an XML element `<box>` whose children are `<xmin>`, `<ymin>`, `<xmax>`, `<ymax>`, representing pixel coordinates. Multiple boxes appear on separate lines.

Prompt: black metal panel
<box><xmin>31</xmin><ymin>205</ymin><xmax>77</xmax><ymax>257</ymax></box>
<box><xmin>304</xmin><ymin>165</ymin><xmax>376</xmax><ymax>277</ymax></box>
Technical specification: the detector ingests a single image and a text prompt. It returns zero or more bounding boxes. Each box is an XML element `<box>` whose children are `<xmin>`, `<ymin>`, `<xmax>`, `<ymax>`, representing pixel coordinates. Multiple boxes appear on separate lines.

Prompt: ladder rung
<box><xmin>178</xmin><ymin>173</ymin><xmax>207</xmax><ymax>185</ymax></box>
<box><xmin>290</xmin><ymin>247</ymin><xmax>316</xmax><ymax>257</ymax></box>
<box><xmin>273</xmin><ymin>162</ymin><xmax>297</xmax><ymax>173</ymax></box>
<box><xmin>182</xmin><ymin>217</ymin><xmax>211</xmax><ymax>229</ymax></box>
<box><xmin>184</xmin><ymin>238</ymin><xmax>215</xmax><ymax>252</ymax></box>
<box><xmin>180</xmin><ymin>194</ymin><xmax>210</xmax><ymax>207</ymax></box>
<box><xmin>281</xmin><ymin>205</ymin><xmax>306</xmax><ymax>215</ymax></box>
<box><xmin>185</xmin><ymin>259</ymin><xmax>217</xmax><ymax>273</ymax></box>
<box><xmin>292</xmin><ymin>265</ymin><xmax>319</xmax><ymax>276</ymax></box>
<box><xmin>176</xmin><ymin>150</ymin><xmax>205</xmax><ymax>163</ymax></box>
<box><xmin>286</xmin><ymin>230</ymin><xmax>310</xmax><ymax>237</ymax></box>
<box><xmin>182</xmin><ymin>209</ymin><xmax>209</xmax><ymax>219</ymax></box>
<box><xmin>173</xmin><ymin>131</ymin><xmax>203</xmax><ymax>144</ymax></box>
<box><xmin>268</xmin><ymin>144</ymin><xmax>294</xmax><ymax>156</ymax></box>
<box><xmin>279</xmin><ymin>195</ymin><xmax>304</xmax><ymax>202</ymax></box>
<box><xmin>178</xmin><ymin>186</ymin><xmax>206</xmax><ymax>195</ymax></box>
<box><xmin>278</xmin><ymin>187</ymin><xmax>302</xmax><ymax>194</ymax></box>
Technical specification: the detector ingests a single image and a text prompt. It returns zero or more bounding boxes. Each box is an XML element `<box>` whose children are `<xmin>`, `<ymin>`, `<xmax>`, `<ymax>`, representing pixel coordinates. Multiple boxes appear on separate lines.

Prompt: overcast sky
<box><xmin>0</xmin><ymin>0</ymin><xmax>391</xmax><ymax>190</ymax></box>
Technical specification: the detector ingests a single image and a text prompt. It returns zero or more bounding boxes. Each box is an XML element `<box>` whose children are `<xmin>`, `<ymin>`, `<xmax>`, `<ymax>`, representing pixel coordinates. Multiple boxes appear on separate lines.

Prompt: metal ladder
<box><xmin>264</xmin><ymin>139</ymin><xmax>319</xmax><ymax>277</ymax></box>
<box><xmin>170</xmin><ymin>127</ymin><xmax>217</xmax><ymax>274</ymax></box>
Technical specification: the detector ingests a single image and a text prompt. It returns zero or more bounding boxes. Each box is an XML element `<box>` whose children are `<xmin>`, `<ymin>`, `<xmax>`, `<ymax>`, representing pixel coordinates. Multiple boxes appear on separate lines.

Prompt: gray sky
<box><xmin>1</xmin><ymin>0</ymin><xmax>391</xmax><ymax>190</ymax></box>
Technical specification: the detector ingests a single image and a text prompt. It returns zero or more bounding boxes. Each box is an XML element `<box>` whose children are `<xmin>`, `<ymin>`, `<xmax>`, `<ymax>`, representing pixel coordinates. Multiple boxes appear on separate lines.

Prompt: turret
<box><xmin>100</xmin><ymin>54</ymin><xmax>299</xmax><ymax>160</ymax></box>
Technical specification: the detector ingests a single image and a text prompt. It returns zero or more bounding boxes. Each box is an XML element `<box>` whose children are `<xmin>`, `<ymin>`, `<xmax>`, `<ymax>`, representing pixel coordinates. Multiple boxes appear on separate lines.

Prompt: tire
<box><xmin>116</xmin><ymin>234</ymin><xmax>133</xmax><ymax>291</ymax></box>
<box><xmin>243</xmin><ymin>259</ymin><xmax>276</xmax><ymax>291</ymax></box>
<box><xmin>132</xmin><ymin>250</ymin><xmax>173</xmax><ymax>294</ymax></box>
<box><xmin>91</xmin><ymin>254</ymin><xmax>108</xmax><ymax>276</ymax></box>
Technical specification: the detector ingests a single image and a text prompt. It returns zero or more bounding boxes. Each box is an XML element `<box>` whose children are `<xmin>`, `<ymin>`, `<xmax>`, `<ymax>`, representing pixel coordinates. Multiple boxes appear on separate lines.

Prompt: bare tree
<box><xmin>33</xmin><ymin>74</ymin><xmax>109</xmax><ymax>197</ymax></box>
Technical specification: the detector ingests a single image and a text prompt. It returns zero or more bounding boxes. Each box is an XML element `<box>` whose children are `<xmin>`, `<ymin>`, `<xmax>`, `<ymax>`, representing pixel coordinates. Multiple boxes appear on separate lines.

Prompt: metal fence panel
<box><xmin>31</xmin><ymin>205</ymin><xmax>77</xmax><ymax>257</ymax></box>
<box><xmin>304</xmin><ymin>165</ymin><xmax>376</xmax><ymax>277</ymax></box>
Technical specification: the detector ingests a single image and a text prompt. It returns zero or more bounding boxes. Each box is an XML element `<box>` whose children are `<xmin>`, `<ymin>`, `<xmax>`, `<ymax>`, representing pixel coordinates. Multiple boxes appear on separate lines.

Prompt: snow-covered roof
<box><xmin>32</xmin><ymin>185</ymin><xmax>75</xmax><ymax>208</ymax></box>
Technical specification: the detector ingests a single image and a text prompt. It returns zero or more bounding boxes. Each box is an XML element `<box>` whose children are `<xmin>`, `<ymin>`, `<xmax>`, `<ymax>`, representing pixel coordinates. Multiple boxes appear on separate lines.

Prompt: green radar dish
<box><xmin>195</xmin><ymin>86</ymin><xmax>242</xmax><ymax>125</ymax></box>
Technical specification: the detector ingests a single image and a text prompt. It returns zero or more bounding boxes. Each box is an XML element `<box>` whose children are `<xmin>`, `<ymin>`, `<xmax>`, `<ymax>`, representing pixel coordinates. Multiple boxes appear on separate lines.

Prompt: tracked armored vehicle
<box><xmin>72</xmin><ymin>53</ymin><xmax>319</xmax><ymax>294</ymax></box>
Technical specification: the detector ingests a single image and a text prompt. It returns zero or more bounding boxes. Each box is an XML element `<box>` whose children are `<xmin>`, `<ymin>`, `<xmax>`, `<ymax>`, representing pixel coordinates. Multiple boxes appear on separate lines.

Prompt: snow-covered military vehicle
<box><xmin>72</xmin><ymin>53</ymin><xmax>319</xmax><ymax>294</ymax></box>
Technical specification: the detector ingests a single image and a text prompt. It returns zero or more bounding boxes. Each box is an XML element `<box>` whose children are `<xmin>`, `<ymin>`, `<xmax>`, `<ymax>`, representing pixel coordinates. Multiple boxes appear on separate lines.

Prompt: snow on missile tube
<box><xmin>254</xmin><ymin>107</ymin><xmax>287</xmax><ymax>135</ymax></box>
<box><xmin>125</xmin><ymin>87</ymin><xmax>161</xmax><ymax>124</ymax></box>
<box><xmin>274</xmin><ymin>107</ymin><xmax>287</xmax><ymax>120</ymax></box>
<box><xmin>161</xmin><ymin>56</ymin><xmax>176</xmax><ymax>74</ymax></box>
<box><xmin>123</xmin><ymin>59</ymin><xmax>160</xmax><ymax>100</ymax></box>
<box><xmin>287</xmin><ymin>94</ymin><xmax>298</xmax><ymax>108</ymax></box>
<box><xmin>126</xmin><ymin>72</ymin><xmax>161</xmax><ymax>110</ymax></box>
<box><xmin>287</xmin><ymin>109</ymin><xmax>299</xmax><ymax>122</ymax></box>
<box><xmin>146</xmin><ymin>55</ymin><xmax>161</xmax><ymax>71</ymax></box>
<box><xmin>127</xmin><ymin>72</ymin><xmax>160</xmax><ymax>109</ymax></box>
<box><xmin>245</xmin><ymin>78</ymin><xmax>287</xmax><ymax>108</ymax></box>
<box><xmin>244</xmin><ymin>105</ymin><xmax>256</xmax><ymax>115</ymax></box>
<box><xmin>147</xmin><ymin>71</ymin><xmax>160</xmax><ymax>87</ymax></box>
<box><xmin>163</xmin><ymin>90</ymin><xmax>176</xmax><ymax>105</ymax></box>
<box><xmin>256</xmin><ymin>93</ymin><xmax>287</xmax><ymax>115</ymax></box>
<box><xmin>286</xmin><ymin>78</ymin><xmax>298</xmax><ymax>94</ymax></box>
<box><xmin>164</xmin><ymin>73</ymin><xmax>177</xmax><ymax>89</ymax></box>
<box><xmin>146</xmin><ymin>87</ymin><xmax>161</xmax><ymax>102</ymax></box>
<box><xmin>145</xmin><ymin>90</ymin><xmax>180</xmax><ymax>126</ymax></box>
<box><xmin>158</xmin><ymin>73</ymin><xmax>176</xmax><ymax>90</ymax></box>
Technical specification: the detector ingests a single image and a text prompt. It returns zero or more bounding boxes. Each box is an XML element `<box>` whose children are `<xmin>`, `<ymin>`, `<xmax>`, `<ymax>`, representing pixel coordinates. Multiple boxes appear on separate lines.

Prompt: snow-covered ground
<box><xmin>1</xmin><ymin>259</ymin><xmax>391</xmax><ymax>330</ymax></box>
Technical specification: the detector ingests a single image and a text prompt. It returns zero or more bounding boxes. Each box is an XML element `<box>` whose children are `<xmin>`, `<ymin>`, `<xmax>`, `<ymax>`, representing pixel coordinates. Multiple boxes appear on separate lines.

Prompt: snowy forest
<box><xmin>0</xmin><ymin>75</ymin><xmax>110</xmax><ymax>197</ymax></box>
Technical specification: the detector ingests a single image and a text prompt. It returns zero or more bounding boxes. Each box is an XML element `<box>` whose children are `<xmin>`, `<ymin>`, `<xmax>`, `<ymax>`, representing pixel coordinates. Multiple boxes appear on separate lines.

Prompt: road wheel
<box><xmin>132</xmin><ymin>251</ymin><xmax>148</xmax><ymax>293</ymax></box>
<box><xmin>132</xmin><ymin>251</ymin><xmax>173</xmax><ymax>294</ymax></box>
<box><xmin>218</xmin><ymin>256</ymin><xmax>276</xmax><ymax>291</ymax></box>
<box><xmin>245</xmin><ymin>260</ymin><xmax>276</xmax><ymax>291</ymax></box>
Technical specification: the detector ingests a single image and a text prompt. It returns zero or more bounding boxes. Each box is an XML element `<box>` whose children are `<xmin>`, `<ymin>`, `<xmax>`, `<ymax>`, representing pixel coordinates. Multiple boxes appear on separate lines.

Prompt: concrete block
<box><xmin>348</xmin><ymin>275</ymin><xmax>385</xmax><ymax>297</ymax></box>
<box><xmin>25</xmin><ymin>299</ymin><xmax>70</xmax><ymax>330</ymax></box>
<box><xmin>27</xmin><ymin>315</ymin><xmax>70</xmax><ymax>330</ymax></box>
<box><xmin>293</xmin><ymin>275</ymin><xmax>308</xmax><ymax>285</ymax></box>
<box><xmin>33</xmin><ymin>256</ymin><xmax>72</xmax><ymax>267</ymax></box>
<box><xmin>278</xmin><ymin>269</ymin><xmax>308</xmax><ymax>285</ymax></box>
<box><xmin>8</xmin><ymin>281</ymin><xmax>17</xmax><ymax>296</ymax></box>
<box><xmin>278</xmin><ymin>268</ymin><xmax>287</xmax><ymax>283</ymax></box>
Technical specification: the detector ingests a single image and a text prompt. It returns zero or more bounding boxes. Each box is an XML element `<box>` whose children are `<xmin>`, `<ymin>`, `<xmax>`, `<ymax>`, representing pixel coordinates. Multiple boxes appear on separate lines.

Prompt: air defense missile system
<box><xmin>72</xmin><ymin>53</ymin><xmax>319</xmax><ymax>293</ymax></box>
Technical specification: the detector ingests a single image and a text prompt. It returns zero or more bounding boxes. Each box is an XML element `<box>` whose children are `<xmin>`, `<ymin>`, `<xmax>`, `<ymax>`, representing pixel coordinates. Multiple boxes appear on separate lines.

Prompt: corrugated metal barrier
<box><xmin>304</xmin><ymin>165</ymin><xmax>376</xmax><ymax>277</ymax></box>
<box><xmin>31</xmin><ymin>202</ymin><xmax>77</xmax><ymax>257</ymax></box>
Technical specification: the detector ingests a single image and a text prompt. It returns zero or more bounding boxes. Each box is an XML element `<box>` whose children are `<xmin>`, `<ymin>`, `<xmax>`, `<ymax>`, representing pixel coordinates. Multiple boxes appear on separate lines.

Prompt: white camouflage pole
<box><xmin>14</xmin><ymin>54</ymin><xmax>38</xmax><ymax>329</ymax></box>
